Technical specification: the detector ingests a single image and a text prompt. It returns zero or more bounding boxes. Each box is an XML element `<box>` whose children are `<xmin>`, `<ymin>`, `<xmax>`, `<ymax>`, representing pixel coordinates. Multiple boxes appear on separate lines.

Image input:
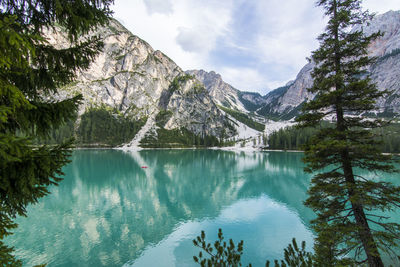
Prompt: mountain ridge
<box><xmin>48</xmin><ymin>10</ymin><xmax>400</xmax><ymax>148</ymax></box>
<box><xmin>189</xmin><ymin>10</ymin><xmax>400</xmax><ymax>120</ymax></box>
<box><xmin>50</xmin><ymin>19</ymin><xmax>237</xmax><ymax>148</ymax></box>
<box><xmin>259</xmin><ymin>10</ymin><xmax>400</xmax><ymax>119</ymax></box>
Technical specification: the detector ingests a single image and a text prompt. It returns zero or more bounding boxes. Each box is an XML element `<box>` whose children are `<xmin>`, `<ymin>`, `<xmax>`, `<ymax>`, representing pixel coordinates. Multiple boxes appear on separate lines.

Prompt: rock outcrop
<box><xmin>260</xmin><ymin>10</ymin><xmax>400</xmax><ymax>119</ymax></box>
<box><xmin>49</xmin><ymin>19</ymin><xmax>235</xmax><ymax>146</ymax></box>
<box><xmin>187</xmin><ymin>69</ymin><xmax>268</xmax><ymax>113</ymax></box>
<box><xmin>46</xmin><ymin>10</ymin><xmax>400</xmax><ymax>148</ymax></box>
<box><xmin>186</xmin><ymin>69</ymin><xmax>247</xmax><ymax>111</ymax></box>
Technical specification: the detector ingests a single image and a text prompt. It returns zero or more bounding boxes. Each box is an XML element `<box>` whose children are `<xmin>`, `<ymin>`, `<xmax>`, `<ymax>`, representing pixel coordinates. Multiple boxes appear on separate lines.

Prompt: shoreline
<box><xmin>72</xmin><ymin>146</ymin><xmax>400</xmax><ymax>156</ymax></box>
<box><xmin>73</xmin><ymin>145</ymin><xmax>305</xmax><ymax>153</ymax></box>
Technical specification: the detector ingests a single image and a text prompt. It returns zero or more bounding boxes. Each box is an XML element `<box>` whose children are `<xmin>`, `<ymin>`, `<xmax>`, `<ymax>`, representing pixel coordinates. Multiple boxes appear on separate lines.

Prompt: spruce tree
<box><xmin>296</xmin><ymin>0</ymin><xmax>400</xmax><ymax>266</ymax></box>
<box><xmin>0</xmin><ymin>0</ymin><xmax>113</xmax><ymax>265</ymax></box>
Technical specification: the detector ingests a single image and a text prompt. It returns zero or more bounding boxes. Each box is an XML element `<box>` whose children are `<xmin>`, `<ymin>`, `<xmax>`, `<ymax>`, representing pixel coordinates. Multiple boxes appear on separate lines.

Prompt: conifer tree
<box><xmin>296</xmin><ymin>0</ymin><xmax>400</xmax><ymax>266</ymax></box>
<box><xmin>0</xmin><ymin>0</ymin><xmax>113</xmax><ymax>265</ymax></box>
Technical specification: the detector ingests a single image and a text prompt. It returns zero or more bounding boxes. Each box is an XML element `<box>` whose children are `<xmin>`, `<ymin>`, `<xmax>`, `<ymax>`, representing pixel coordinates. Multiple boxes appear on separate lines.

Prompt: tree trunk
<box><xmin>341</xmin><ymin>151</ymin><xmax>384</xmax><ymax>267</ymax></box>
<box><xmin>332</xmin><ymin>0</ymin><xmax>384</xmax><ymax>264</ymax></box>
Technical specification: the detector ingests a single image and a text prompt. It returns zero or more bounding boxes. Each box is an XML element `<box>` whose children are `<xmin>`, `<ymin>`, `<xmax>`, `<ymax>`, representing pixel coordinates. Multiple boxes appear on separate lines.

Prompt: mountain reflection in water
<box><xmin>6</xmin><ymin>150</ymin><xmax>319</xmax><ymax>266</ymax></box>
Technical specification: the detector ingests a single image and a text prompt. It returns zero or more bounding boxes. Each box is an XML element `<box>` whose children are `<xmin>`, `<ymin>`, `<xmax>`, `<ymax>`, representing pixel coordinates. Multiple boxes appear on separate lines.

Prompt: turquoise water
<box><xmin>4</xmin><ymin>150</ymin><xmax>399</xmax><ymax>266</ymax></box>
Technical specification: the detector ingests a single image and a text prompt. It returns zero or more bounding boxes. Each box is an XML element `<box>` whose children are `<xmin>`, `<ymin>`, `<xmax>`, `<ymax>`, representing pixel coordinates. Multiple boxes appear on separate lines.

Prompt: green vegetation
<box><xmin>168</xmin><ymin>74</ymin><xmax>195</xmax><ymax>93</ymax></box>
<box><xmin>218</xmin><ymin>106</ymin><xmax>265</xmax><ymax>132</ymax></box>
<box><xmin>155</xmin><ymin>109</ymin><xmax>173</xmax><ymax>127</ymax></box>
<box><xmin>238</xmin><ymin>92</ymin><xmax>263</xmax><ymax>112</ymax></box>
<box><xmin>189</xmin><ymin>82</ymin><xmax>207</xmax><ymax>94</ymax></box>
<box><xmin>37</xmin><ymin>107</ymin><xmax>146</xmax><ymax>147</ymax></box>
<box><xmin>376</xmin><ymin>48</ymin><xmax>400</xmax><ymax>64</ymax></box>
<box><xmin>194</xmin><ymin>1</ymin><xmax>400</xmax><ymax>264</ymax></box>
<box><xmin>193</xmin><ymin>229</ymin><xmax>247</xmax><ymax>267</ymax></box>
<box><xmin>39</xmin><ymin>107</ymin><xmax>236</xmax><ymax>149</ymax></box>
<box><xmin>254</xmin><ymin>85</ymin><xmax>292</xmax><ymax>120</ymax></box>
<box><xmin>257</xmin><ymin>101</ymin><xmax>305</xmax><ymax>121</ymax></box>
<box><xmin>145</xmin><ymin>109</ymin><xmax>235</xmax><ymax>148</ymax></box>
<box><xmin>140</xmin><ymin>127</ymin><xmax>222</xmax><ymax>148</ymax></box>
<box><xmin>0</xmin><ymin>0</ymin><xmax>113</xmax><ymax>265</ymax></box>
<box><xmin>193</xmin><ymin>229</ymin><xmax>314</xmax><ymax>267</ymax></box>
<box><xmin>296</xmin><ymin>0</ymin><xmax>400</xmax><ymax>265</ymax></box>
<box><xmin>35</xmin><ymin>118</ymin><xmax>77</xmax><ymax>145</ymax></box>
<box><xmin>268</xmin><ymin>122</ymin><xmax>329</xmax><ymax>151</ymax></box>
<box><xmin>268</xmin><ymin>122</ymin><xmax>400</xmax><ymax>153</ymax></box>
<box><xmin>77</xmin><ymin>107</ymin><xmax>146</xmax><ymax>147</ymax></box>
<box><xmin>256</xmin><ymin>105</ymin><xmax>281</xmax><ymax>121</ymax></box>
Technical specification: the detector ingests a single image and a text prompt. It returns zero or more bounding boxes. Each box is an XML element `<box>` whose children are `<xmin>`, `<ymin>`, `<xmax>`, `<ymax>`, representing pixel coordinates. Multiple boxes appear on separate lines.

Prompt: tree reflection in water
<box><xmin>6</xmin><ymin>150</ymin><xmax>318</xmax><ymax>266</ymax></box>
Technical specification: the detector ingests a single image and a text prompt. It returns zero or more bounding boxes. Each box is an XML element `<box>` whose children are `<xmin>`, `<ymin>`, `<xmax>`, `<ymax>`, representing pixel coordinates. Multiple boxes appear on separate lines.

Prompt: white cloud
<box><xmin>143</xmin><ymin>0</ymin><xmax>173</xmax><ymax>15</ymax></box>
<box><xmin>363</xmin><ymin>0</ymin><xmax>400</xmax><ymax>14</ymax></box>
<box><xmin>112</xmin><ymin>0</ymin><xmax>234</xmax><ymax>70</ymax></box>
<box><xmin>218</xmin><ymin>67</ymin><xmax>272</xmax><ymax>94</ymax></box>
<box><xmin>112</xmin><ymin>0</ymin><xmax>399</xmax><ymax>93</ymax></box>
<box><xmin>251</xmin><ymin>0</ymin><xmax>325</xmax><ymax>82</ymax></box>
<box><xmin>176</xmin><ymin>26</ymin><xmax>218</xmax><ymax>53</ymax></box>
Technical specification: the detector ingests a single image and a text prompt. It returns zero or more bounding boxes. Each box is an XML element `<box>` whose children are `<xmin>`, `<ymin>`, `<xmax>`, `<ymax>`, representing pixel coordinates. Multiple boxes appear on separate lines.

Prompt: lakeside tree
<box><xmin>296</xmin><ymin>0</ymin><xmax>400</xmax><ymax>266</ymax></box>
<box><xmin>0</xmin><ymin>0</ymin><xmax>113</xmax><ymax>265</ymax></box>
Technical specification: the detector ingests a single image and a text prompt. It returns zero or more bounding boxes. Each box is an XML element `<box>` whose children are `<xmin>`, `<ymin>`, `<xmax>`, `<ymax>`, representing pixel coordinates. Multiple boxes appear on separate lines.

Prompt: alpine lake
<box><xmin>5</xmin><ymin>149</ymin><xmax>400</xmax><ymax>266</ymax></box>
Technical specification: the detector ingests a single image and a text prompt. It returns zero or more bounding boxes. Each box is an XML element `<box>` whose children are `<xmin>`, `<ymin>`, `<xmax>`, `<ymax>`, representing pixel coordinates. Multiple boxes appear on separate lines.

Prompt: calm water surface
<box><xmin>5</xmin><ymin>150</ymin><xmax>399</xmax><ymax>266</ymax></box>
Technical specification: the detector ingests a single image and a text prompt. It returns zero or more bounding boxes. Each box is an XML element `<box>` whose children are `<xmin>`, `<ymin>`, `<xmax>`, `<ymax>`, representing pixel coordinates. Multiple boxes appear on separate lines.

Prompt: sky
<box><xmin>112</xmin><ymin>0</ymin><xmax>399</xmax><ymax>94</ymax></box>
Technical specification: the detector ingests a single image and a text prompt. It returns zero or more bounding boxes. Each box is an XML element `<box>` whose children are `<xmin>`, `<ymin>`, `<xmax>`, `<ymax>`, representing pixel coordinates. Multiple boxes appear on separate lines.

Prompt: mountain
<box><xmin>185</xmin><ymin>70</ymin><xmax>245</xmax><ymax>111</ymax></box>
<box><xmin>49</xmin><ymin>19</ymin><xmax>236</xmax><ymax>147</ymax></box>
<box><xmin>47</xmin><ymin>10</ymin><xmax>400</xmax><ymax>148</ymax></box>
<box><xmin>188</xmin><ymin>11</ymin><xmax>400</xmax><ymax>121</ymax></box>
<box><xmin>186</xmin><ymin>69</ymin><xmax>268</xmax><ymax>112</ymax></box>
<box><xmin>260</xmin><ymin>10</ymin><xmax>400</xmax><ymax>119</ymax></box>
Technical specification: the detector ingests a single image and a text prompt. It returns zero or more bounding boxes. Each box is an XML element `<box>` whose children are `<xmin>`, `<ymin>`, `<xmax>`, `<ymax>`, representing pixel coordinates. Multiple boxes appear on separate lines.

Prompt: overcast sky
<box><xmin>112</xmin><ymin>0</ymin><xmax>399</xmax><ymax>94</ymax></box>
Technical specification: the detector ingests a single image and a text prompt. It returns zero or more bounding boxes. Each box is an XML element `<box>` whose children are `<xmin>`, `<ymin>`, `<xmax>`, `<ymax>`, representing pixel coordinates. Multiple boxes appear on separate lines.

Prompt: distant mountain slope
<box><xmin>188</xmin><ymin>11</ymin><xmax>400</xmax><ymax>121</ymax></box>
<box><xmin>186</xmin><ymin>69</ymin><xmax>268</xmax><ymax>112</ymax></box>
<box><xmin>186</xmin><ymin>69</ymin><xmax>246</xmax><ymax>111</ymax></box>
<box><xmin>260</xmin><ymin>10</ymin><xmax>400</xmax><ymax>119</ymax></box>
<box><xmin>46</xmin><ymin>10</ymin><xmax>400</xmax><ymax>148</ymax></box>
<box><xmin>48</xmin><ymin>19</ymin><xmax>236</xmax><ymax>147</ymax></box>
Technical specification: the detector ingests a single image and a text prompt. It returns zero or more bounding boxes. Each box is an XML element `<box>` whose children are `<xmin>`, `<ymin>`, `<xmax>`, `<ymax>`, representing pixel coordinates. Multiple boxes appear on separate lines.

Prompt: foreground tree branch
<box><xmin>0</xmin><ymin>0</ymin><xmax>113</xmax><ymax>265</ymax></box>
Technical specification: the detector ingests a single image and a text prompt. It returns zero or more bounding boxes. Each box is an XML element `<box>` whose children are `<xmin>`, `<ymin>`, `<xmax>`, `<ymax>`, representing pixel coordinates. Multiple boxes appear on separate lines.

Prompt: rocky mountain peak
<box><xmin>186</xmin><ymin>69</ymin><xmax>248</xmax><ymax>111</ymax></box>
<box><xmin>49</xmin><ymin>19</ymin><xmax>236</xmax><ymax>147</ymax></box>
<box><xmin>258</xmin><ymin>10</ymin><xmax>400</xmax><ymax>119</ymax></box>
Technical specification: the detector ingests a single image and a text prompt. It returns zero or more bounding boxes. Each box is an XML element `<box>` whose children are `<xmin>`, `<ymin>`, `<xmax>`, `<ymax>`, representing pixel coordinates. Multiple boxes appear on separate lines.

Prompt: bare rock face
<box><xmin>50</xmin><ymin>19</ymin><xmax>234</xmax><ymax>144</ymax></box>
<box><xmin>162</xmin><ymin>77</ymin><xmax>231</xmax><ymax>137</ymax></box>
<box><xmin>60</xmin><ymin>20</ymin><xmax>180</xmax><ymax>118</ymax></box>
<box><xmin>371</xmin><ymin>52</ymin><xmax>400</xmax><ymax>114</ymax></box>
<box><xmin>269</xmin><ymin>62</ymin><xmax>315</xmax><ymax>114</ymax></box>
<box><xmin>186</xmin><ymin>69</ymin><xmax>247</xmax><ymax>111</ymax></box>
<box><xmin>187</xmin><ymin>11</ymin><xmax>400</xmax><ymax>120</ymax></box>
<box><xmin>187</xmin><ymin>69</ymin><xmax>267</xmax><ymax>112</ymax></box>
<box><xmin>260</xmin><ymin>10</ymin><xmax>400</xmax><ymax>119</ymax></box>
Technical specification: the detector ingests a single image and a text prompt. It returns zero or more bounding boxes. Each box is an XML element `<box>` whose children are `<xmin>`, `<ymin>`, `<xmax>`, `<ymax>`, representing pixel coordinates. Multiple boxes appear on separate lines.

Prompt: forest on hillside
<box><xmin>268</xmin><ymin>122</ymin><xmax>400</xmax><ymax>153</ymax></box>
<box><xmin>38</xmin><ymin>107</ymin><xmax>232</xmax><ymax>148</ymax></box>
<box><xmin>37</xmin><ymin>107</ymin><xmax>146</xmax><ymax>147</ymax></box>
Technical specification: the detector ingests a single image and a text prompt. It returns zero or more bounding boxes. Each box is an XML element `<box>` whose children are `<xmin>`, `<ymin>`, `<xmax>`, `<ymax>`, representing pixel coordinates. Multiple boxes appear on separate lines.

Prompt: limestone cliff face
<box><xmin>365</xmin><ymin>11</ymin><xmax>400</xmax><ymax>114</ymax></box>
<box><xmin>186</xmin><ymin>69</ymin><xmax>268</xmax><ymax>112</ymax></box>
<box><xmin>161</xmin><ymin>78</ymin><xmax>230</xmax><ymax>137</ymax></box>
<box><xmin>265</xmin><ymin>62</ymin><xmax>315</xmax><ymax>115</ymax></box>
<box><xmin>53</xmin><ymin>19</ymin><xmax>180</xmax><ymax>118</ymax></box>
<box><xmin>186</xmin><ymin>69</ymin><xmax>247</xmax><ymax>111</ymax></box>
<box><xmin>260</xmin><ymin>10</ymin><xmax>400</xmax><ymax>118</ymax></box>
<box><xmin>49</xmin><ymin>19</ymin><xmax>234</xmax><ymax>144</ymax></box>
